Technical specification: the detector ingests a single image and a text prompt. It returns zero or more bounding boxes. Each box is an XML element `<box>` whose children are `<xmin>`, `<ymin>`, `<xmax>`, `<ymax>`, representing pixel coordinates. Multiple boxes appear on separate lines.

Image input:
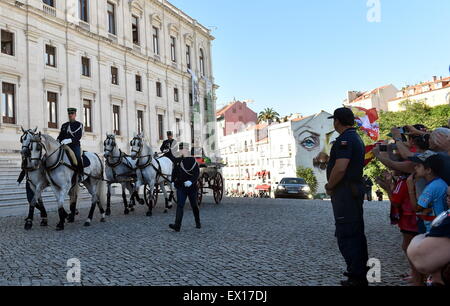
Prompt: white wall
<box><xmin>388</xmin><ymin>87</ymin><xmax>450</xmax><ymax>112</ymax></box>
<box><xmin>0</xmin><ymin>0</ymin><xmax>217</xmax><ymax>156</ymax></box>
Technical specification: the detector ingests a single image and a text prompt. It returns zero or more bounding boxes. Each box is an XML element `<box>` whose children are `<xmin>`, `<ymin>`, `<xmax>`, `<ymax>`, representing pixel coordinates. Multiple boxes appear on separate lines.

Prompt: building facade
<box><xmin>344</xmin><ymin>76</ymin><xmax>450</xmax><ymax>112</ymax></box>
<box><xmin>219</xmin><ymin>123</ymin><xmax>269</xmax><ymax>195</ymax></box>
<box><xmin>0</xmin><ymin>0</ymin><xmax>218</xmax><ymax>157</ymax></box>
<box><xmin>218</xmin><ymin>111</ymin><xmax>335</xmax><ymax>196</ymax></box>
<box><xmin>216</xmin><ymin>100</ymin><xmax>257</xmax><ymax>137</ymax></box>
<box><xmin>388</xmin><ymin>76</ymin><xmax>450</xmax><ymax>112</ymax></box>
<box><xmin>343</xmin><ymin>85</ymin><xmax>398</xmax><ymax>111</ymax></box>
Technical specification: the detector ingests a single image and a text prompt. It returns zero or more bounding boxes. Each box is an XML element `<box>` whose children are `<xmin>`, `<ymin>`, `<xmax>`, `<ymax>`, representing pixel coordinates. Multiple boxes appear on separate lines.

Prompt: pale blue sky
<box><xmin>170</xmin><ymin>0</ymin><xmax>450</xmax><ymax>116</ymax></box>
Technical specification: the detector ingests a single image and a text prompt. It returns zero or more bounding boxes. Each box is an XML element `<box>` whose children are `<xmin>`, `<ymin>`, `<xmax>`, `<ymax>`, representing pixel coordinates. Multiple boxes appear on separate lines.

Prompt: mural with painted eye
<box><xmin>298</xmin><ymin>131</ymin><xmax>320</xmax><ymax>151</ymax></box>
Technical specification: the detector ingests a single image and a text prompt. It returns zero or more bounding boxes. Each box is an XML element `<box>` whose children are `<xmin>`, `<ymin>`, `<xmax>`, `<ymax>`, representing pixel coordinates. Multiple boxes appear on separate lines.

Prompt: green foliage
<box><xmin>379</xmin><ymin>99</ymin><xmax>450</xmax><ymax>138</ymax></box>
<box><xmin>358</xmin><ymin>100</ymin><xmax>450</xmax><ymax>187</ymax></box>
<box><xmin>258</xmin><ymin>108</ymin><xmax>280</xmax><ymax>123</ymax></box>
<box><xmin>296</xmin><ymin>166</ymin><xmax>318</xmax><ymax>195</ymax></box>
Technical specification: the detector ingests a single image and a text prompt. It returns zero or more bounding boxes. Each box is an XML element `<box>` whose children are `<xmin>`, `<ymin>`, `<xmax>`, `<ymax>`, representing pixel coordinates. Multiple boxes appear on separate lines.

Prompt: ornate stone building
<box><xmin>0</xmin><ymin>0</ymin><xmax>218</xmax><ymax>157</ymax></box>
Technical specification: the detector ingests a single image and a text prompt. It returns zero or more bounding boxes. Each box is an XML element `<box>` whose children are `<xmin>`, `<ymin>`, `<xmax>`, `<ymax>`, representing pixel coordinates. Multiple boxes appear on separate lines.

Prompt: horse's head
<box><xmin>130</xmin><ymin>133</ymin><xmax>144</xmax><ymax>160</ymax></box>
<box><xmin>28</xmin><ymin>132</ymin><xmax>45</xmax><ymax>169</ymax></box>
<box><xmin>103</xmin><ymin>133</ymin><xmax>117</xmax><ymax>158</ymax></box>
<box><xmin>20</xmin><ymin>126</ymin><xmax>38</xmax><ymax>157</ymax></box>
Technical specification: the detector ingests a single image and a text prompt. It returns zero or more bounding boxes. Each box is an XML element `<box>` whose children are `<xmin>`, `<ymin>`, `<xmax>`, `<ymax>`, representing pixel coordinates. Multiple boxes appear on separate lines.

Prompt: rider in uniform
<box><xmin>160</xmin><ymin>131</ymin><xmax>178</xmax><ymax>163</ymax></box>
<box><xmin>169</xmin><ymin>142</ymin><xmax>201</xmax><ymax>232</ymax></box>
<box><xmin>325</xmin><ymin>107</ymin><xmax>369</xmax><ymax>287</ymax></box>
<box><xmin>57</xmin><ymin>108</ymin><xmax>84</xmax><ymax>176</ymax></box>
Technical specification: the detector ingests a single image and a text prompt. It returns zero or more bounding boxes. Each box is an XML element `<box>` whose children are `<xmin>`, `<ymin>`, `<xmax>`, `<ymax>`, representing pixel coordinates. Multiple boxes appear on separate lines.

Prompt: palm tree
<box><xmin>258</xmin><ymin>108</ymin><xmax>280</xmax><ymax>124</ymax></box>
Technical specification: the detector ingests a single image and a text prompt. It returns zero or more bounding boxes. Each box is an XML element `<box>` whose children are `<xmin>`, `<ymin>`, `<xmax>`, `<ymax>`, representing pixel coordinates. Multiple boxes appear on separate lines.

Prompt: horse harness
<box><xmin>132</xmin><ymin>138</ymin><xmax>172</xmax><ymax>184</ymax></box>
<box><xmin>27</xmin><ymin>137</ymin><xmax>103</xmax><ymax>189</ymax></box>
<box><xmin>105</xmin><ymin>149</ymin><xmax>135</xmax><ymax>183</ymax></box>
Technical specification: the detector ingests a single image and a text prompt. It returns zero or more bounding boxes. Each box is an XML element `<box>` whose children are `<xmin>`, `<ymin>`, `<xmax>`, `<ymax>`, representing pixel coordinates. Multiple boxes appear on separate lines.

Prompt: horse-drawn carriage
<box><xmin>143</xmin><ymin>146</ymin><xmax>224</xmax><ymax>207</ymax></box>
<box><xmin>20</xmin><ymin>129</ymin><xmax>225</xmax><ymax>230</ymax></box>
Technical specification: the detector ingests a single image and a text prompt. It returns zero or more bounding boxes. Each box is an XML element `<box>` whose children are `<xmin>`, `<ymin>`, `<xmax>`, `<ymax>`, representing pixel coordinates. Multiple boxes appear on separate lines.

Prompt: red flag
<box><xmin>364</xmin><ymin>144</ymin><xmax>376</xmax><ymax>166</ymax></box>
<box><xmin>348</xmin><ymin>106</ymin><xmax>380</xmax><ymax>141</ymax></box>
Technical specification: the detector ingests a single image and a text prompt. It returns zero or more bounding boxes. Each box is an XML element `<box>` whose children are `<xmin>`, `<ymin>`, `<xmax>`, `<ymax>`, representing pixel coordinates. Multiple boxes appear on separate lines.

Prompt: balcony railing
<box><xmin>43</xmin><ymin>3</ymin><xmax>56</xmax><ymax>17</ymax></box>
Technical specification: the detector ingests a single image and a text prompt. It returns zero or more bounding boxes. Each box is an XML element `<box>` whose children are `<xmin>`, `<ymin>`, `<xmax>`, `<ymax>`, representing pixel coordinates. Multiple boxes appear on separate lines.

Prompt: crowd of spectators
<box><xmin>372</xmin><ymin>124</ymin><xmax>450</xmax><ymax>286</ymax></box>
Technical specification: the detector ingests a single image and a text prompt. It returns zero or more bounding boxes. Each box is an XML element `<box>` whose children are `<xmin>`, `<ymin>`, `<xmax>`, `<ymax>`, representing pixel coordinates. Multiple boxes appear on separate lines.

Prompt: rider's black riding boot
<box><xmin>76</xmin><ymin>162</ymin><xmax>84</xmax><ymax>182</ymax></box>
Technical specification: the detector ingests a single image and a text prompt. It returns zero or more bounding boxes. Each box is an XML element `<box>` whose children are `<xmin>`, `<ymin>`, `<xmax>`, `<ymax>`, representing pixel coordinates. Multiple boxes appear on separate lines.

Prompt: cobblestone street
<box><xmin>0</xmin><ymin>196</ymin><xmax>409</xmax><ymax>286</ymax></box>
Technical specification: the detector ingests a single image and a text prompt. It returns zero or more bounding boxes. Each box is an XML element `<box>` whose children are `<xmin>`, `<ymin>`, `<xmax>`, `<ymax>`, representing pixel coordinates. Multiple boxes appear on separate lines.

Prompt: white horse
<box><xmin>103</xmin><ymin>133</ymin><xmax>144</xmax><ymax>215</ymax></box>
<box><xmin>27</xmin><ymin>132</ymin><xmax>107</xmax><ymax>230</ymax></box>
<box><xmin>129</xmin><ymin>133</ymin><xmax>175</xmax><ymax>216</ymax></box>
<box><xmin>19</xmin><ymin>127</ymin><xmax>49</xmax><ymax>230</ymax></box>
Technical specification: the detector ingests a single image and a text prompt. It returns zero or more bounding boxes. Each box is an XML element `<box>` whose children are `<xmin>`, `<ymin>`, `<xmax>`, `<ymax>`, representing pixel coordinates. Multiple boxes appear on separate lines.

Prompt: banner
<box><xmin>364</xmin><ymin>144</ymin><xmax>376</xmax><ymax>166</ymax></box>
<box><xmin>348</xmin><ymin>106</ymin><xmax>380</xmax><ymax>141</ymax></box>
<box><xmin>188</xmin><ymin>69</ymin><xmax>201</xmax><ymax>147</ymax></box>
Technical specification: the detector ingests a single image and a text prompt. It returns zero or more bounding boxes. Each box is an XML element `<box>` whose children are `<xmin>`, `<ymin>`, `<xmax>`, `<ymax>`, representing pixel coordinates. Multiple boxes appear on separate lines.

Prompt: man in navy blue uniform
<box><xmin>326</xmin><ymin>107</ymin><xmax>369</xmax><ymax>286</ymax></box>
<box><xmin>169</xmin><ymin>142</ymin><xmax>201</xmax><ymax>232</ymax></box>
<box><xmin>160</xmin><ymin>131</ymin><xmax>178</xmax><ymax>163</ymax></box>
<box><xmin>57</xmin><ymin>108</ymin><xmax>84</xmax><ymax>175</ymax></box>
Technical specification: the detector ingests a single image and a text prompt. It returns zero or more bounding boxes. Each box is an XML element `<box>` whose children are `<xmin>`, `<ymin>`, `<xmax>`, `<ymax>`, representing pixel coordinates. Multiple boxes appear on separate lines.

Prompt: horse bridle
<box><xmin>130</xmin><ymin>137</ymin><xmax>143</xmax><ymax>156</ymax></box>
<box><xmin>130</xmin><ymin>137</ymin><xmax>154</xmax><ymax>169</ymax></box>
<box><xmin>104</xmin><ymin>136</ymin><xmax>124</xmax><ymax>167</ymax></box>
<box><xmin>20</xmin><ymin>130</ymin><xmax>36</xmax><ymax>158</ymax></box>
<box><xmin>28</xmin><ymin>137</ymin><xmax>46</xmax><ymax>164</ymax></box>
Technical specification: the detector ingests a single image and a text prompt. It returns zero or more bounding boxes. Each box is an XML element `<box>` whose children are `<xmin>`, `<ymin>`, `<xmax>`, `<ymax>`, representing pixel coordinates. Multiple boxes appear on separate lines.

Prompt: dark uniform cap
<box><xmin>167</xmin><ymin>131</ymin><xmax>173</xmax><ymax>137</ymax></box>
<box><xmin>67</xmin><ymin>108</ymin><xmax>77</xmax><ymax>114</ymax></box>
<box><xmin>328</xmin><ymin>107</ymin><xmax>355</xmax><ymax>126</ymax></box>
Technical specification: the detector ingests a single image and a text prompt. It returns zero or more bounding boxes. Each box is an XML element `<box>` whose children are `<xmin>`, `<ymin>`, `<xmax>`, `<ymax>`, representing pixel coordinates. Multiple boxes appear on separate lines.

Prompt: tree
<box><xmin>296</xmin><ymin>166</ymin><xmax>318</xmax><ymax>195</ymax></box>
<box><xmin>378</xmin><ymin>99</ymin><xmax>450</xmax><ymax>138</ymax></box>
<box><xmin>359</xmin><ymin>100</ymin><xmax>450</xmax><ymax>187</ymax></box>
<box><xmin>258</xmin><ymin>108</ymin><xmax>280</xmax><ymax>124</ymax></box>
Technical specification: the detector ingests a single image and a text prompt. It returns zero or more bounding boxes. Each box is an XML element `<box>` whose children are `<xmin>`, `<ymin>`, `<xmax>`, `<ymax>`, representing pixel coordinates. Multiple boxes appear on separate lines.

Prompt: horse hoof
<box><xmin>163</xmin><ymin>209</ymin><xmax>168</xmax><ymax>214</ymax></box>
<box><xmin>100</xmin><ymin>218</ymin><xmax>106</xmax><ymax>223</ymax></box>
<box><xmin>130</xmin><ymin>207</ymin><xmax>135</xmax><ymax>212</ymax></box>
<box><xmin>105</xmin><ymin>209</ymin><xmax>111</xmax><ymax>216</ymax></box>
<box><xmin>139</xmin><ymin>199</ymin><xmax>145</xmax><ymax>205</ymax></box>
<box><xmin>146</xmin><ymin>211</ymin><xmax>152</xmax><ymax>217</ymax></box>
<box><xmin>168</xmin><ymin>205</ymin><xmax>173</xmax><ymax>209</ymax></box>
<box><xmin>124</xmin><ymin>209</ymin><xmax>130</xmax><ymax>215</ymax></box>
<box><xmin>67</xmin><ymin>214</ymin><xmax>75</xmax><ymax>223</ymax></box>
<box><xmin>24</xmin><ymin>222</ymin><xmax>32</xmax><ymax>230</ymax></box>
<box><xmin>56</xmin><ymin>224</ymin><xmax>64</xmax><ymax>231</ymax></box>
<box><xmin>84</xmin><ymin>222</ymin><xmax>91</xmax><ymax>227</ymax></box>
<box><xmin>75</xmin><ymin>209</ymin><xmax>79</xmax><ymax>215</ymax></box>
<box><xmin>40</xmin><ymin>220</ymin><xmax>48</xmax><ymax>227</ymax></box>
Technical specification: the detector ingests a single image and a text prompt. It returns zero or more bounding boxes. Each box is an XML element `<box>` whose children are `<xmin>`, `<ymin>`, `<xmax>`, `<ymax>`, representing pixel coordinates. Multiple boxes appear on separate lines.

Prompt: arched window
<box><xmin>199</xmin><ymin>48</ymin><xmax>205</xmax><ymax>76</ymax></box>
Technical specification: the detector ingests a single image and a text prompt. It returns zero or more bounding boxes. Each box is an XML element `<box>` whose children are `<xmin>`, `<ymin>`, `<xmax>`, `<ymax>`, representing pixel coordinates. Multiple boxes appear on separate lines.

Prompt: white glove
<box><xmin>61</xmin><ymin>139</ymin><xmax>72</xmax><ymax>145</ymax></box>
<box><xmin>184</xmin><ymin>181</ymin><xmax>193</xmax><ymax>188</ymax></box>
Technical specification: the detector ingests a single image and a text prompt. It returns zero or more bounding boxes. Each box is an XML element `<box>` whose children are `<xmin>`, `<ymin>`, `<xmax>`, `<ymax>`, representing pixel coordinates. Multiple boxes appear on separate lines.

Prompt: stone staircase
<box><xmin>0</xmin><ymin>156</ymin><xmax>91</xmax><ymax>211</ymax></box>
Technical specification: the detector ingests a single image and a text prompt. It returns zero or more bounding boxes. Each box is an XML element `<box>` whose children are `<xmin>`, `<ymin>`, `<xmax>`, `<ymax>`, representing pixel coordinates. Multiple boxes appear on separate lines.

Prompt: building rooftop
<box><xmin>388</xmin><ymin>76</ymin><xmax>450</xmax><ymax>102</ymax></box>
<box><xmin>349</xmin><ymin>85</ymin><xmax>391</xmax><ymax>104</ymax></box>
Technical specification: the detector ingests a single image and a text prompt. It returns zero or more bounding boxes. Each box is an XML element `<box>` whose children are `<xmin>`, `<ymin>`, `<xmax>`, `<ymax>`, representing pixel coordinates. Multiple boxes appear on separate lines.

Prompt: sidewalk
<box><xmin>0</xmin><ymin>193</ymin><xmax>124</xmax><ymax>218</ymax></box>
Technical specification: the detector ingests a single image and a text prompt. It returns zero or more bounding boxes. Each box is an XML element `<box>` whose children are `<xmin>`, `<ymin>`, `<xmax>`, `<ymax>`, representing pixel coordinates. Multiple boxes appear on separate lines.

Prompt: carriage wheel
<box><xmin>213</xmin><ymin>173</ymin><xmax>224</xmax><ymax>204</ymax></box>
<box><xmin>197</xmin><ymin>179</ymin><xmax>203</xmax><ymax>206</ymax></box>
